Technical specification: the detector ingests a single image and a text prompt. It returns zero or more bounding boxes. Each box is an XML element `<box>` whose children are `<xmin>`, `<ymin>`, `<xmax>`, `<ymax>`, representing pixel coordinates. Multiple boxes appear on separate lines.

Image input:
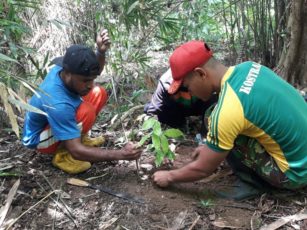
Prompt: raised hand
<box><xmin>96</xmin><ymin>29</ymin><xmax>111</xmax><ymax>53</ymax></box>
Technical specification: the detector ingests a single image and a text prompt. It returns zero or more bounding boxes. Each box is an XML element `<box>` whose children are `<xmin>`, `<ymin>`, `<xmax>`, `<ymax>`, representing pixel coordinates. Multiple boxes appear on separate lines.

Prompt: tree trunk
<box><xmin>276</xmin><ymin>0</ymin><xmax>307</xmax><ymax>88</ymax></box>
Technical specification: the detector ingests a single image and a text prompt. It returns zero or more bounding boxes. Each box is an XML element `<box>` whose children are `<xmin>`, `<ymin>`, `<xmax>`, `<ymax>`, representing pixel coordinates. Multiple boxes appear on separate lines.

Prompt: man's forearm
<box><xmin>96</xmin><ymin>50</ymin><xmax>106</xmax><ymax>74</ymax></box>
<box><xmin>72</xmin><ymin>146</ymin><xmax>124</xmax><ymax>162</ymax></box>
<box><xmin>168</xmin><ymin>161</ymin><xmax>211</xmax><ymax>183</ymax></box>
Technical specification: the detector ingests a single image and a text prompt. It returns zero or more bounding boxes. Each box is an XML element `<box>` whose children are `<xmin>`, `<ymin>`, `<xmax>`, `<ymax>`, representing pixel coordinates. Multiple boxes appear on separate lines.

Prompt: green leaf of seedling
<box><xmin>147</xmin><ymin>143</ymin><xmax>154</xmax><ymax>151</ymax></box>
<box><xmin>160</xmin><ymin>134</ymin><xmax>169</xmax><ymax>153</ymax></box>
<box><xmin>166</xmin><ymin>150</ymin><xmax>175</xmax><ymax>161</ymax></box>
<box><xmin>138</xmin><ymin>133</ymin><xmax>151</xmax><ymax>147</ymax></box>
<box><xmin>0</xmin><ymin>171</ymin><xmax>20</xmax><ymax>177</ymax></box>
<box><xmin>152</xmin><ymin>122</ymin><xmax>162</xmax><ymax>135</ymax></box>
<box><xmin>164</xmin><ymin>128</ymin><xmax>184</xmax><ymax>138</ymax></box>
<box><xmin>155</xmin><ymin>150</ymin><xmax>164</xmax><ymax>167</ymax></box>
<box><xmin>142</xmin><ymin>117</ymin><xmax>157</xmax><ymax>130</ymax></box>
<box><xmin>200</xmin><ymin>199</ymin><xmax>214</xmax><ymax>207</ymax></box>
<box><xmin>152</xmin><ymin>133</ymin><xmax>161</xmax><ymax>152</ymax></box>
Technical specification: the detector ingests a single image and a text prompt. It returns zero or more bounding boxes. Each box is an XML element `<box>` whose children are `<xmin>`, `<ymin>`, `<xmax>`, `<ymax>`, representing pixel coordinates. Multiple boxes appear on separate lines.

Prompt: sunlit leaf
<box><xmin>0</xmin><ymin>83</ymin><xmax>19</xmax><ymax>138</ymax></box>
<box><xmin>164</xmin><ymin>128</ymin><xmax>184</xmax><ymax>138</ymax></box>
<box><xmin>0</xmin><ymin>53</ymin><xmax>19</xmax><ymax>63</ymax></box>
<box><xmin>155</xmin><ymin>150</ymin><xmax>164</xmax><ymax>167</ymax></box>
<box><xmin>138</xmin><ymin>133</ymin><xmax>151</xmax><ymax>147</ymax></box>
<box><xmin>8</xmin><ymin>96</ymin><xmax>48</xmax><ymax>116</ymax></box>
<box><xmin>127</xmin><ymin>0</ymin><xmax>139</xmax><ymax>14</ymax></box>
<box><xmin>152</xmin><ymin>121</ymin><xmax>162</xmax><ymax>135</ymax></box>
<box><xmin>152</xmin><ymin>133</ymin><xmax>161</xmax><ymax>152</ymax></box>
<box><xmin>166</xmin><ymin>150</ymin><xmax>175</xmax><ymax>160</ymax></box>
<box><xmin>142</xmin><ymin>117</ymin><xmax>157</xmax><ymax>130</ymax></box>
<box><xmin>7</xmin><ymin>87</ymin><xmax>23</xmax><ymax>112</ymax></box>
<box><xmin>160</xmin><ymin>134</ymin><xmax>169</xmax><ymax>153</ymax></box>
<box><xmin>21</xmin><ymin>81</ymin><xmax>41</xmax><ymax>98</ymax></box>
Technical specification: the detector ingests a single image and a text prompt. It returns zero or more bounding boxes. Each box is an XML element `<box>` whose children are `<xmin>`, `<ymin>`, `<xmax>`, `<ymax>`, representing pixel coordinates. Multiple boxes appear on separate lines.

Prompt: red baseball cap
<box><xmin>168</xmin><ymin>41</ymin><xmax>213</xmax><ymax>94</ymax></box>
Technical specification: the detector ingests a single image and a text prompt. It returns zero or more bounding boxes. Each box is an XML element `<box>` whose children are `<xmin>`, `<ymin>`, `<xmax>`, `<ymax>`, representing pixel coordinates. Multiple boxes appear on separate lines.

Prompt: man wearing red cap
<box><xmin>152</xmin><ymin>40</ymin><xmax>307</xmax><ymax>199</ymax></box>
<box><xmin>22</xmin><ymin>29</ymin><xmax>142</xmax><ymax>174</ymax></box>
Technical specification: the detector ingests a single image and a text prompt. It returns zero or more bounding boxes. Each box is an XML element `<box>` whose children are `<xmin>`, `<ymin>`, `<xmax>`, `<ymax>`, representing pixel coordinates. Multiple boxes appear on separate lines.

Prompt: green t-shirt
<box><xmin>207</xmin><ymin>61</ymin><xmax>307</xmax><ymax>184</ymax></box>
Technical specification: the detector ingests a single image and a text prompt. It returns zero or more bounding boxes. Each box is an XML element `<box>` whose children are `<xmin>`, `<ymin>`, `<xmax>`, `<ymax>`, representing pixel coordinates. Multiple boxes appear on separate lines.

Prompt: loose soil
<box><xmin>0</xmin><ymin>128</ymin><xmax>306</xmax><ymax>229</ymax></box>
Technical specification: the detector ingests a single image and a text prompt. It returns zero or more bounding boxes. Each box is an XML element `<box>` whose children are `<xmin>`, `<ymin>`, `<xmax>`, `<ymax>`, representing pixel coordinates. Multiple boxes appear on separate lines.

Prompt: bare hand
<box><xmin>119</xmin><ymin>142</ymin><xmax>142</xmax><ymax>160</ymax></box>
<box><xmin>152</xmin><ymin>170</ymin><xmax>172</xmax><ymax>187</ymax></box>
<box><xmin>96</xmin><ymin>29</ymin><xmax>111</xmax><ymax>53</ymax></box>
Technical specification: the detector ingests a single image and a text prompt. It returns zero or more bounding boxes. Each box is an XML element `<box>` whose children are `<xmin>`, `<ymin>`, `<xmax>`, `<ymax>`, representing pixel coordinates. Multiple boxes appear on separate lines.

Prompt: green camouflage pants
<box><xmin>204</xmin><ymin>104</ymin><xmax>302</xmax><ymax>190</ymax></box>
<box><xmin>229</xmin><ymin>135</ymin><xmax>302</xmax><ymax>190</ymax></box>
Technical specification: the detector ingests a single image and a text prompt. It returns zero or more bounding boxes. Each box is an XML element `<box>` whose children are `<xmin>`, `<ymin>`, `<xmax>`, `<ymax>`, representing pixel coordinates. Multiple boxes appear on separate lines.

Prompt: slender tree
<box><xmin>276</xmin><ymin>0</ymin><xmax>307</xmax><ymax>87</ymax></box>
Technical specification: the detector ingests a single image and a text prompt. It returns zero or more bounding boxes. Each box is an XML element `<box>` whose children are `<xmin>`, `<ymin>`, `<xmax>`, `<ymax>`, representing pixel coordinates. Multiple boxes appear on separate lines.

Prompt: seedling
<box><xmin>138</xmin><ymin>117</ymin><xmax>184</xmax><ymax>166</ymax></box>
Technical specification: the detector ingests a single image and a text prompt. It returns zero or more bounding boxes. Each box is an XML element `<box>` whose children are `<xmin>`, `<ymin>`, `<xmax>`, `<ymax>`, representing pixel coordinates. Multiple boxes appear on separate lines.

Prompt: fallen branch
<box><xmin>259</xmin><ymin>209</ymin><xmax>307</xmax><ymax>230</ymax></box>
<box><xmin>0</xmin><ymin>179</ymin><xmax>20</xmax><ymax>227</ymax></box>
<box><xmin>5</xmin><ymin>190</ymin><xmax>58</xmax><ymax>229</ymax></box>
<box><xmin>188</xmin><ymin>215</ymin><xmax>200</xmax><ymax>230</ymax></box>
<box><xmin>111</xmin><ymin>104</ymin><xmax>144</xmax><ymax>129</ymax></box>
<box><xmin>40</xmin><ymin>172</ymin><xmax>78</xmax><ymax>227</ymax></box>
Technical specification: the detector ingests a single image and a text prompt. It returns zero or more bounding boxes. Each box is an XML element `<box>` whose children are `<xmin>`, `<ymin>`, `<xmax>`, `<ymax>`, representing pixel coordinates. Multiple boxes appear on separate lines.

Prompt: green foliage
<box><xmin>0</xmin><ymin>0</ymin><xmax>42</xmax><ymax>136</ymax></box>
<box><xmin>0</xmin><ymin>171</ymin><xmax>20</xmax><ymax>177</ymax></box>
<box><xmin>138</xmin><ymin>117</ymin><xmax>184</xmax><ymax>167</ymax></box>
<box><xmin>200</xmin><ymin>199</ymin><xmax>214</xmax><ymax>207</ymax></box>
<box><xmin>0</xmin><ymin>0</ymin><xmax>287</xmax><ymax>137</ymax></box>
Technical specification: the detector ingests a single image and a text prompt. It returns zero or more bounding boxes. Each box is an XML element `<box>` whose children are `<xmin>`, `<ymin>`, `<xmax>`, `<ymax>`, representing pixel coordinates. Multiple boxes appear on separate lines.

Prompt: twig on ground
<box><xmin>0</xmin><ymin>153</ymin><xmax>27</xmax><ymax>162</ymax></box>
<box><xmin>111</xmin><ymin>105</ymin><xmax>144</xmax><ymax>129</ymax></box>
<box><xmin>85</xmin><ymin>173</ymin><xmax>108</xmax><ymax>181</ymax></box>
<box><xmin>52</xmin><ymin>190</ymin><xmax>61</xmax><ymax>230</ymax></box>
<box><xmin>5</xmin><ymin>190</ymin><xmax>58</xmax><ymax>229</ymax></box>
<box><xmin>222</xmin><ymin>204</ymin><xmax>257</xmax><ymax>211</ymax></box>
<box><xmin>151</xmin><ymin>225</ymin><xmax>168</xmax><ymax>230</ymax></box>
<box><xmin>0</xmin><ymin>179</ymin><xmax>20</xmax><ymax>227</ymax></box>
<box><xmin>170</xmin><ymin>210</ymin><xmax>188</xmax><ymax>229</ymax></box>
<box><xmin>135</xmin><ymin>159</ymin><xmax>141</xmax><ymax>178</ymax></box>
<box><xmin>188</xmin><ymin>215</ymin><xmax>200</xmax><ymax>230</ymax></box>
<box><xmin>0</xmin><ymin>150</ymin><xmax>9</xmax><ymax>153</ymax></box>
<box><xmin>259</xmin><ymin>209</ymin><xmax>307</xmax><ymax>230</ymax></box>
<box><xmin>250</xmin><ymin>211</ymin><xmax>261</xmax><ymax>230</ymax></box>
<box><xmin>109</xmin><ymin>76</ymin><xmax>141</xmax><ymax>179</ymax></box>
<box><xmin>200</xmin><ymin>169</ymin><xmax>232</xmax><ymax>183</ymax></box>
<box><xmin>40</xmin><ymin>171</ymin><xmax>78</xmax><ymax>227</ymax></box>
<box><xmin>0</xmin><ymin>164</ymin><xmax>14</xmax><ymax>172</ymax></box>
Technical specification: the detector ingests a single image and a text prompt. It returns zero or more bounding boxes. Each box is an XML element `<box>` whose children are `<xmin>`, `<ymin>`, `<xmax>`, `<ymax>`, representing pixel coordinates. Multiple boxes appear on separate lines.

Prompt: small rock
<box><xmin>149</xmin><ymin>214</ymin><xmax>160</xmax><ymax>222</ymax></box>
<box><xmin>209</xmin><ymin>214</ymin><xmax>216</xmax><ymax>221</ymax></box>
<box><xmin>60</xmin><ymin>191</ymin><xmax>71</xmax><ymax>199</ymax></box>
<box><xmin>27</xmin><ymin>169</ymin><xmax>36</xmax><ymax>175</ymax></box>
<box><xmin>141</xmin><ymin>175</ymin><xmax>149</xmax><ymax>180</ymax></box>
<box><xmin>140</xmin><ymin>163</ymin><xmax>153</xmax><ymax>171</ymax></box>
<box><xmin>31</xmin><ymin>188</ymin><xmax>37</xmax><ymax>197</ymax></box>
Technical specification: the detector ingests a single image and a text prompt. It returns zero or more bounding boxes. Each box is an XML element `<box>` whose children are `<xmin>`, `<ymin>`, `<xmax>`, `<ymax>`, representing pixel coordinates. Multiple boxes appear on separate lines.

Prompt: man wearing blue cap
<box><xmin>152</xmin><ymin>40</ymin><xmax>307</xmax><ymax>199</ymax></box>
<box><xmin>22</xmin><ymin>29</ymin><xmax>141</xmax><ymax>174</ymax></box>
<box><xmin>144</xmin><ymin>68</ymin><xmax>217</xmax><ymax>132</ymax></box>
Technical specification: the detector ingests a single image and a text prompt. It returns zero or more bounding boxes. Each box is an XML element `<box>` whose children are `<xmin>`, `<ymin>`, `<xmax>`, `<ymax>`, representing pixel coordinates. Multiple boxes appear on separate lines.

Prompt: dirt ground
<box><xmin>0</xmin><ymin>126</ymin><xmax>307</xmax><ymax>230</ymax></box>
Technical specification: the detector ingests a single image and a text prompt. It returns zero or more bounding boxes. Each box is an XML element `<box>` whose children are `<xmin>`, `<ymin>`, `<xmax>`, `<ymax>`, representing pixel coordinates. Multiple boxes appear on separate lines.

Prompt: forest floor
<box><xmin>0</xmin><ymin>122</ymin><xmax>307</xmax><ymax>230</ymax></box>
<box><xmin>1</xmin><ymin>51</ymin><xmax>307</xmax><ymax>229</ymax></box>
